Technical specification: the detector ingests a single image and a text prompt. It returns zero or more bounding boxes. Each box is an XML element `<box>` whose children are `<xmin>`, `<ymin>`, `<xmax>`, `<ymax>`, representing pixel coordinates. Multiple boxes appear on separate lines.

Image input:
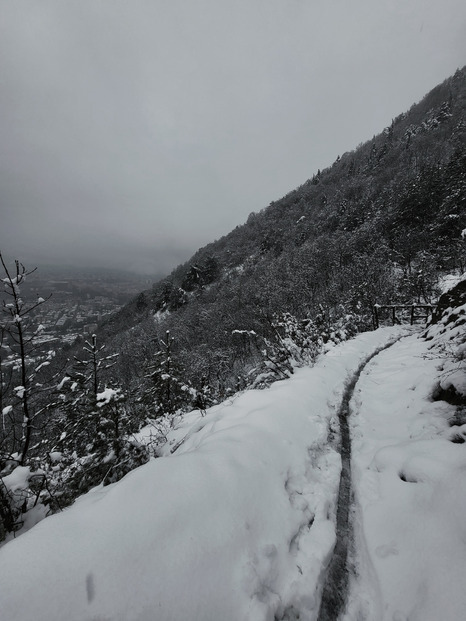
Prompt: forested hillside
<box><xmin>102</xmin><ymin>66</ymin><xmax>466</xmax><ymax>396</ymax></box>
<box><xmin>1</xmin><ymin>67</ymin><xmax>465</xmax><ymax>540</ymax></box>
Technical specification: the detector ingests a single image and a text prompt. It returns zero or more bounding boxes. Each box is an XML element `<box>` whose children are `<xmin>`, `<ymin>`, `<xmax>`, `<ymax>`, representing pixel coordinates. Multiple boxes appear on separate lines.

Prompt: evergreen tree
<box><xmin>51</xmin><ymin>335</ymin><xmax>148</xmax><ymax>503</ymax></box>
<box><xmin>143</xmin><ymin>331</ymin><xmax>190</xmax><ymax>418</ymax></box>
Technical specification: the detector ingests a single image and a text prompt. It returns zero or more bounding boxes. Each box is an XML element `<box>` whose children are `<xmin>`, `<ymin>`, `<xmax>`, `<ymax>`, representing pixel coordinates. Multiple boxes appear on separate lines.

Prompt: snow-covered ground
<box><xmin>345</xmin><ymin>335</ymin><xmax>466</xmax><ymax>621</ymax></box>
<box><xmin>438</xmin><ymin>272</ymin><xmax>465</xmax><ymax>293</ymax></box>
<box><xmin>0</xmin><ymin>318</ymin><xmax>464</xmax><ymax>621</ymax></box>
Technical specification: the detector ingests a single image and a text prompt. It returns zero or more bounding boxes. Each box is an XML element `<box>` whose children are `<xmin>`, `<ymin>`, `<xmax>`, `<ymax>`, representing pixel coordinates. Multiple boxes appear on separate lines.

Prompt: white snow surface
<box><xmin>96</xmin><ymin>387</ymin><xmax>122</xmax><ymax>406</ymax></box>
<box><xmin>344</xmin><ymin>334</ymin><xmax>466</xmax><ymax>621</ymax></box>
<box><xmin>0</xmin><ymin>326</ymin><xmax>465</xmax><ymax>621</ymax></box>
<box><xmin>438</xmin><ymin>271</ymin><xmax>466</xmax><ymax>293</ymax></box>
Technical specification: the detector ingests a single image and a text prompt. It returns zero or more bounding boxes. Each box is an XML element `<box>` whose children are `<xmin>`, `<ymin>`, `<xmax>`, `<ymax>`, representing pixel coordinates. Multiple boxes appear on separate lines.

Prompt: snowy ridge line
<box><xmin>317</xmin><ymin>337</ymin><xmax>403</xmax><ymax>621</ymax></box>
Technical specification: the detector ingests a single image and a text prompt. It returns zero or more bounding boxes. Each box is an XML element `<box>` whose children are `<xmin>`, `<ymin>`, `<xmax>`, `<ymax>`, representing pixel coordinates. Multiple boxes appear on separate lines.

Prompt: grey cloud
<box><xmin>1</xmin><ymin>0</ymin><xmax>465</xmax><ymax>275</ymax></box>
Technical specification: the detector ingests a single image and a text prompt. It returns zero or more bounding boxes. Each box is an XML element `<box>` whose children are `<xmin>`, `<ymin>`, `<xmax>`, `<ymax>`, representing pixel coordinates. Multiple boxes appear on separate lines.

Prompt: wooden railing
<box><xmin>373</xmin><ymin>304</ymin><xmax>435</xmax><ymax>329</ymax></box>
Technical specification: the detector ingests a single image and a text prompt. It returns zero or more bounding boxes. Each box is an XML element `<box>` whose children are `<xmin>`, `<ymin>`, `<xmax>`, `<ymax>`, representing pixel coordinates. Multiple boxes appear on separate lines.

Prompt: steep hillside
<box><xmin>1</xmin><ymin>287</ymin><xmax>465</xmax><ymax>620</ymax></box>
<box><xmin>1</xmin><ymin>68</ymin><xmax>464</xmax><ymax>540</ymax></box>
<box><xmin>100</xmin><ymin>67</ymin><xmax>466</xmax><ymax>398</ymax></box>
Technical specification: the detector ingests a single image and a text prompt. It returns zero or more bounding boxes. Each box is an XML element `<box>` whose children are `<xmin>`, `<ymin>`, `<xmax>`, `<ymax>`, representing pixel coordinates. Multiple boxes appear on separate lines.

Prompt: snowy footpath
<box><xmin>344</xmin><ymin>333</ymin><xmax>466</xmax><ymax>621</ymax></box>
<box><xmin>0</xmin><ymin>325</ymin><xmax>465</xmax><ymax>621</ymax></box>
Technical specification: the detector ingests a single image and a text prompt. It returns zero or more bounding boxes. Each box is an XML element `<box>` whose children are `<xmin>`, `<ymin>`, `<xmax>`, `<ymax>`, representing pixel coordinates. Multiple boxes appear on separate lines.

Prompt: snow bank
<box><xmin>438</xmin><ymin>272</ymin><xmax>466</xmax><ymax>294</ymax></box>
<box><xmin>0</xmin><ymin>328</ymin><xmax>402</xmax><ymax>621</ymax></box>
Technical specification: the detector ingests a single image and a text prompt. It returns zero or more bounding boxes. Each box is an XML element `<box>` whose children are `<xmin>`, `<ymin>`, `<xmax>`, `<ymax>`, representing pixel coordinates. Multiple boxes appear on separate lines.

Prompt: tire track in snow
<box><xmin>317</xmin><ymin>339</ymin><xmax>401</xmax><ymax>621</ymax></box>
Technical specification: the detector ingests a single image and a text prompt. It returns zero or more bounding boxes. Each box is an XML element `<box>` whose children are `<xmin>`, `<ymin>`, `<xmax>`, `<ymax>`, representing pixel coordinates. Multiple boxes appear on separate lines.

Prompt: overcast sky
<box><xmin>1</xmin><ymin>0</ymin><xmax>465</xmax><ymax>275</ymax></box>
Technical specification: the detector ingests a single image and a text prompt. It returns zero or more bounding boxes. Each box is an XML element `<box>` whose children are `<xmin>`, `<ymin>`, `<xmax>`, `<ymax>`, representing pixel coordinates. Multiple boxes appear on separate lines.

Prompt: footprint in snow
<box><xmin>375</xmin><ymin>542</ymin><xmax>399</xmax><ymax>558</ymax></box>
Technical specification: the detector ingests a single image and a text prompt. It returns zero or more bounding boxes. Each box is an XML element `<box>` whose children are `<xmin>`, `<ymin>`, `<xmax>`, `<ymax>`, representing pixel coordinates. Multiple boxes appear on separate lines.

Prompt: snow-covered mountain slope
<box><xmin>0</xmin><ymin>318</ymin><xmax>465</xmax><ymax>621</ymax></box>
